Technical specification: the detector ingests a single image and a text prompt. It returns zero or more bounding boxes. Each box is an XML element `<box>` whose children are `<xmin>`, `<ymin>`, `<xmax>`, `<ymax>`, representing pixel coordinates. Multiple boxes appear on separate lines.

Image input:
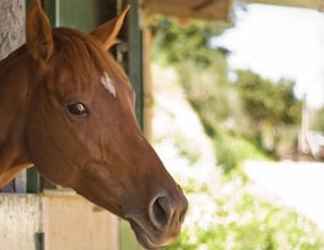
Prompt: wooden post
<box><xmin>141</xmin><ymin>0</ymin><xmax>232</xmax><ymax>21</ymax></box>
<box><xmin>0</xmin><ymin>0</ymin><xmax>27</xmax><ymax>193</ymax></box>
<box><xmin>128</xmin><ymin>0</ymin><xmax>144</xmax><ymax>129</ymax></box>
<box><xmin>143</xmin><ymin>29</ymin><xmax>154</xmax><ymax>142</ymax></box>
<box><xmin>118</xmin><ymin>1</ymin><xmax>145</xmax><ymax>249</ymax></box>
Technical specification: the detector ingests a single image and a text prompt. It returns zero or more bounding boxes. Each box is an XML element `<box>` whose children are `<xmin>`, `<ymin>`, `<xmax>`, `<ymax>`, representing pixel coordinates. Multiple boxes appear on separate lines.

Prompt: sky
<box><xmin>212</xmin><ymin>4</ymin><xmax>324</xmax><ymax>108</ymax></box>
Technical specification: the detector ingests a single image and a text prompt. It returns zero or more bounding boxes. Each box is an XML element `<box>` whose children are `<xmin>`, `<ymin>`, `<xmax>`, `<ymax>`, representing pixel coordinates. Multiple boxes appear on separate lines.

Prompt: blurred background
<box><xmin>145</xmin><ymin>2</ymin><xmax>324</xmax><ymax>249</ymax></box>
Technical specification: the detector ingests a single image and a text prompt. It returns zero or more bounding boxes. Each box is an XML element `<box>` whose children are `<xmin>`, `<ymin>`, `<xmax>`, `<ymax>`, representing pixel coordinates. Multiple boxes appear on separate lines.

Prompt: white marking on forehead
<box><xmin>101</xmin><ymin>73</ymin><xmax>117</xmax><ymax>98</ymax></box>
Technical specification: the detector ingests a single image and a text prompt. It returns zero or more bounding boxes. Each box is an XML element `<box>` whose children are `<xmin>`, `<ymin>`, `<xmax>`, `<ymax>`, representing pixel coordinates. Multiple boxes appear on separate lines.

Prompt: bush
<box><xmin>167</xmin><ymin>190</ymin><xmax>324</xmax><ymax>250</ymax></box>
<box><xmin>213</xmin><ymin>132</ymin><xmax>269</xmax><ymax>174</ymax></box>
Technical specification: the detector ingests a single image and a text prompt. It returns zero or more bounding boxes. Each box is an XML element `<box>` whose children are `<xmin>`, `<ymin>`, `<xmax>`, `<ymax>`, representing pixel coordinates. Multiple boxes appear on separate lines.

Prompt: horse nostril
<box><xmin>149</xmin><ymin>195</ymin><xmax>171</xmax><ymax>230</ymax></box>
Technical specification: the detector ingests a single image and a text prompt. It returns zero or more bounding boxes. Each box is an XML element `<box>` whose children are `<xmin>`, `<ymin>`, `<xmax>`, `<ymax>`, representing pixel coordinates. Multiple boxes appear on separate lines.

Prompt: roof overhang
<box><xmin>141</xmin><ymin>0</ymin><xmax>233</xmax><ymax>21</ymax></box>
<box><xmin>141</xmin><ymin>0</ymin><xmax>323</xmax><ymax>24</ymax></box>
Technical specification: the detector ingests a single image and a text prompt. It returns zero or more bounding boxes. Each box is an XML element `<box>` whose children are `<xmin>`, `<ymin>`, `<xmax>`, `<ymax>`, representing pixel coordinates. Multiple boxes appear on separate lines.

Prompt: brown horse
<box><xmin>0</xmin><ymin>0</ymin><xmax>188</xmax><ymax>249</ymax></box>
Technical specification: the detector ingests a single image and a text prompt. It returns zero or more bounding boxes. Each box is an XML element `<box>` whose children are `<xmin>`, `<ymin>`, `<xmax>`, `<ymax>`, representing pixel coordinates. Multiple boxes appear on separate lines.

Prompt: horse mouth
<box><xmin>129</xmin><ymin>219</ymin><xmax>172</xmax><ymax>250</ymax></box>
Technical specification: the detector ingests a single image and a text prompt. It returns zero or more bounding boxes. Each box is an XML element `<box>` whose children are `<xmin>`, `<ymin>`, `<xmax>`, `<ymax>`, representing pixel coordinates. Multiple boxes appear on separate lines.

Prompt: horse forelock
<box><xmin>50</xmin><ymin>28</ymin><xmax>121</xmax><ymax>96</ymax></box>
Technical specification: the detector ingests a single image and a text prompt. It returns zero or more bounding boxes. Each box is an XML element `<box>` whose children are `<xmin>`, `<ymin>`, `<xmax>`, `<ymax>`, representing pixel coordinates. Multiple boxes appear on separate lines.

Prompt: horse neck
<box><xmin>0</xmin><ymin>46</ymin><xmax>33</xmax><ymax>185</ymax></box>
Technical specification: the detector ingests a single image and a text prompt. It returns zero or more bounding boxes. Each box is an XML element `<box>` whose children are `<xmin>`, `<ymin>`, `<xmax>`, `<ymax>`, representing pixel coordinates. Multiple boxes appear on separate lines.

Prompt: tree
<box><xmin>235</xmin><ymin>70</ymin><xmax>302</xmax><ymax>127</ymax></box>
<box><xmin>152</xmin><ymin>17</ymin><xmax>229</xmax><ymax>66</ymax></box>
<box><xmin>234</xmin><ymin>70</ymin><xmax>303</xmax><ymax>156</ymax></box>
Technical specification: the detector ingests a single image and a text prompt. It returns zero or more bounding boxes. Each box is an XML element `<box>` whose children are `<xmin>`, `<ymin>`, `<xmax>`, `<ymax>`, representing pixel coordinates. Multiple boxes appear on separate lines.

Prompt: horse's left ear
<box><xmin>91</xmin><ymin>6</ymin><xmax>130</xmax><ymax>51</ymax></box>
<box><xmin>26</xmin><ymin>0</ymin><xmax>54</xmax><ymax>63</ymax></box>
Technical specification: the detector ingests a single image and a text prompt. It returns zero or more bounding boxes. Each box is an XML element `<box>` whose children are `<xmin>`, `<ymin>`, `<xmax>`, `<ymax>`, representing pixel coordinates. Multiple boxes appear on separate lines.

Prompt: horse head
<box><xmin>23</xmin><ymin>0</ymin><xmax>188</xmax><ymax>248</ymax></box>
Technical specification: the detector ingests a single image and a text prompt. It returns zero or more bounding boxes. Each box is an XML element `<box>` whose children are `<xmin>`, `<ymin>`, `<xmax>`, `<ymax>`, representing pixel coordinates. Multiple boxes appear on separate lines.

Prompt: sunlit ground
<box><xmin>245</xmin><ymin>160</ymin><xmax>324</xmax><ymax>230</ymax></box>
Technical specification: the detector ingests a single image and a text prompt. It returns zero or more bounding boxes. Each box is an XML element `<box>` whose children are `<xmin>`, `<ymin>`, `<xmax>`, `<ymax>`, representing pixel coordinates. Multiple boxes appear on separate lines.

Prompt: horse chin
<box><xmin>128</xmin><ymin>218</ymin><xmax>176</xmax><ymax>250</ymax></box>
<box><xmin>129</xmin><ymin>222</ymin><xmax>162</xmax><ymax>250</ymax></box>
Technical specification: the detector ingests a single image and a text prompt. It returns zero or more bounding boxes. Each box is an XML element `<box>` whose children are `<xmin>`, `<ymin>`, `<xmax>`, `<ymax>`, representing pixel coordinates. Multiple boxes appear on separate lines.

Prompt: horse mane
<box><xmin>0</xmin><ymin>27</ymin><xmax>128</xmax><ymax>91</ymax></box>
<box><xmin>51</xmin><ymin>28</ymin><xmax>110</xmax><ymax>84</ymax></box>
<box><xmin>0</xmin><ymin>45</ymin><xmax>28</xmax><ymax>78</ymax></box>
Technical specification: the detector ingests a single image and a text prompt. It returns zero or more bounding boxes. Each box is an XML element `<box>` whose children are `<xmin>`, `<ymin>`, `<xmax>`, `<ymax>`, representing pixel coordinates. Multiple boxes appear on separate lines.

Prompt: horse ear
<box><xmin>26</xmin><ymin>0</ymin><xmax>54</xmax><ymax>63</ymax></box>
<box><xmin>91</xmin><ymin>6</ymin><xmax>130</xmax><ymax>51</ymax></box>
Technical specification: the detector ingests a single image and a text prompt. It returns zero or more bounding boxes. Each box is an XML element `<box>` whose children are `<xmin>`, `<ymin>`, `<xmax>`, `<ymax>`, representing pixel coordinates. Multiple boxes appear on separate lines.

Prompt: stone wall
<box><xmin>0</xmin><ymin>0</ymin><xmax>25</xmax><ymax>60</ymax></box>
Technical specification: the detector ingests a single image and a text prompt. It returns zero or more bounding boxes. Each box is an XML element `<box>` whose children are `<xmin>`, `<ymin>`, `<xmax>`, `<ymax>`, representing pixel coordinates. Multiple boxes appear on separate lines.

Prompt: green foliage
<box><xmin>235</xmin><ymin>70</ymin><xmax>302</xmax><ymax>128</ymax></box>
<box><xmin>233</xmin><ymin>70</ymin><xmax>302</xmax><ymax>157</ymax></box>
<box><xmin>153</xmin><ymin>18</ymin><xmax>229</xmax><ymax>66</ymax></box>
<box><xmin>167</xmin><ymin>191</ymin><xmax>324</xmax><ymax>250</ymax></box>
<box><xmin>213</xmin><ymin>132</ymin><xmax>270</xmax><ymax>174</ymax></box>
<box><xmin>153</xmin><ymin>18</ymin><xmax>302</xmax><ymax>160</ymax></box>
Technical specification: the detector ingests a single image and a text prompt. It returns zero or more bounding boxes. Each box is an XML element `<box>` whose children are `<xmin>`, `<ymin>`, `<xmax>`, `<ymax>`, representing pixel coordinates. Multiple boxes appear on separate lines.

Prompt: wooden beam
<box><xmin>141</xmin><ymin>0</ymin><xmax>232</xmax><ymax>21</ymax></box>
<box><xmin>244</xmin><ymin>0</ymin><xmax>324</xmax><ymax>10</ymax></box>
<box><xmin>119</xmin><ymin>1</ymin><xmax>145</xmax><ymax>249</ymax></box>
<box><xmin>143</xmin><ymin>29</ymin><xmax>154</xmax><ymax>141</ymax></box>
<box><xmin>128</xmin><ymin>0</ymin><xmax>144</xmax><ymax>128</ymax></box>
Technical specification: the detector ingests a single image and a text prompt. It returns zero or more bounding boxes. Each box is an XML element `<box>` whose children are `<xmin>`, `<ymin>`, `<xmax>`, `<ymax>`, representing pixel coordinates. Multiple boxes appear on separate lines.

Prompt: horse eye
<box><xmin>66</xmin><ymin>103</ymin><xmax>88</xmax><ymax>116</ymax></box>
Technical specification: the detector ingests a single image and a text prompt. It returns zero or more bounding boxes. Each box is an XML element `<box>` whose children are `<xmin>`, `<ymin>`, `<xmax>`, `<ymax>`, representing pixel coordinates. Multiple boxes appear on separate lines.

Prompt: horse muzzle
<box><xmin>126</xmin><ymin>190</ymin><xmax>188</xmax><ymax>249</ymax></box>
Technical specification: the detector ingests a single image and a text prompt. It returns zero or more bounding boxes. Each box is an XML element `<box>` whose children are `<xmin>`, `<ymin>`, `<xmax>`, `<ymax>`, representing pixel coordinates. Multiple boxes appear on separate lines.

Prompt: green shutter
<box><xmin>44</xmin><ymin>0</ymin><xmax>116</xmax><ymax>31</ymax></box>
